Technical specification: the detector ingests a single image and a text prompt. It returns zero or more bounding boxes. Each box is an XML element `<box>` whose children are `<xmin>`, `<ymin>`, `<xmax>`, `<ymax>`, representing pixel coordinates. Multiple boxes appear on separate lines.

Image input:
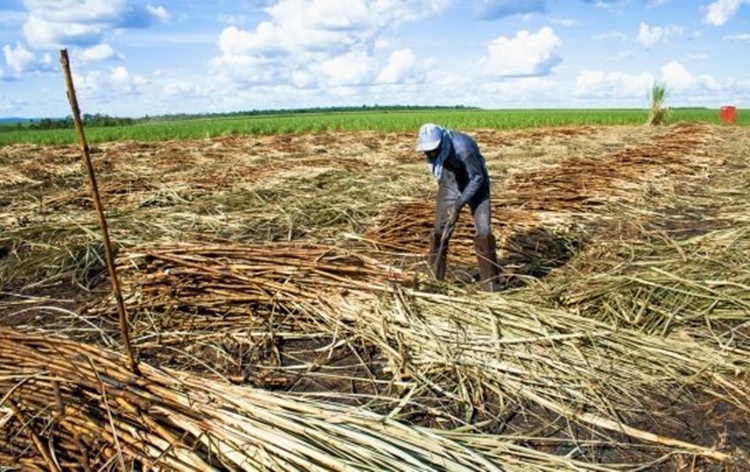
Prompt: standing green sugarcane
<box><xmin>647</xmin><ymin>81</ymin><xmax>669</xmax><ymax>126</ymax></box>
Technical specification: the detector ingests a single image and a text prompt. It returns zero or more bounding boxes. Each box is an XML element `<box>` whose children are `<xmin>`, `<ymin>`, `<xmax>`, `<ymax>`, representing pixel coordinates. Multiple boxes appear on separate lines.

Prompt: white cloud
<box><xmin>636</xmin><ymin>23</ymin><xmax>661</xmax><ymax>49</ymax></box>
<box><xmin>110</xmin><ymin>65</ymin><xmax>147</xmax><ymax>93</ymax></box>
<box><xmin>146</xmin><ymin>5</ymin><xmax>169</xmax><ymax>22</ymax></box>
<box><xmin>637</xmin><ymin>22</ymin><xmax>683</xmax><ymax>49</ymax></box>
<box><xmin>291</xmin><ymin>69</ymin><xmax>316</xmax><ymax>89</ymax></box>
<box><xmin>572</xmin><ymin>70</ymin><xmax>656</xmax><ymax>99</ymax></box>
<box><xmin>80</xmin><ymin>43</ymin><xmax>119</xmax><ymax>61</ymax></box>
<box><xmin>572</xmin><ymin>61</ymin><xmax>725</xmax><ymax>105</ymax></box>
<box><xmin>660</xmin><ymin>61</ymin><xmax>720</xmax><ymax>91</ymax></box>
<box><xmin>3</xmin><ymin>42</ymin><xmax>35</xmax><ymax>73</ymax></box>
<box><xmin>73</xmin><ymin>65</ymin><xmax>148</xmax><ymax>100</ymax></box>
<box><xmin>428</xmin><ymin>73</ymin><xmax>559</xmax><ymax>108</ymax></box>
<box><xmin>216</xmin><ymin>25</ymin><xmax>286</xmax><ymax>56</ymax></box>
<box><xmin>215</xmin><ymin>1</ymin><xmax>377</xmax><ymax>59</ymax></box>
<box><xmin>660</xmin><ymin>61</ymin><xmax>693</xmax><ymax>89</ymax></box>
<box><xmin>2</xmin><ymin>42</ymin><xmax>51</xmax><ymax>74</ymax></box>
<box><xmin>21</xmin><ymin>0</ymin><xmax>169</xmax><ymax>49</ymax></box>
<box><xmin>704</xmin><ymin>0</ymin><xmax>749</xmax><ymax>26</ymax></box>
<box><xmin>371</xmin><ymin>0</ymin><xmax>453</xmax><ymax>23</ymax></box>
<box><xmin>317</xmin><ymin>49</ymin><xmax>376</xmax><ymax>86</ymax></box>
<box><xmin>23</xmin><ymin>15</ymin><xmax>103</xmax><ymax>49</ymax></box>
<box><xmin>376</xmin><ymin>49</ymin><xmax>419</xmax><ymax>84</ymax></box>
<box><xmin>482</xmin><ymin>27</ymin><xmax>561</xmax><ymax>77</ymax></box>
<box><xmin>304</xmin><ymin>0</ymin><xmax>370</xmax><ymax>30</ymax></box>
<box><xmin>209</xmin><ymin>53</ymin><xmax>281</xmax><ymax>86</ymax></box>
<box><xmin>23</xmin><ymin>0</ymin><xmax>130</xmax><ymax>24</ymax></box>
<box><xmin>72</xmin><ymin>69</ymin><xmax>103</xmax><ymax>91</ymax></box>
<box><xmin>210</xmin><ymin>0</ymin><xmax>450</xmax><ymax>91</ymax></box>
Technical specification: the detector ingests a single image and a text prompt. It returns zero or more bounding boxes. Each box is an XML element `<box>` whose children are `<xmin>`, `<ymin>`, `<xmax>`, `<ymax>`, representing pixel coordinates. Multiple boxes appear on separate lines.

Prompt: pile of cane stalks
<box><xmin>1</xmin><ymin>327</ymin><xmax>641</xmax><ymax>472</ymax></box>
<box><xmin>4</xmin><ymin>225</ymin><xmax>750</xmax><ymax>469</ymax></box>
<box><xmin>3</xmin><ymin>271</ymin><xmax>749</xmax><ymax>470</ymax></box>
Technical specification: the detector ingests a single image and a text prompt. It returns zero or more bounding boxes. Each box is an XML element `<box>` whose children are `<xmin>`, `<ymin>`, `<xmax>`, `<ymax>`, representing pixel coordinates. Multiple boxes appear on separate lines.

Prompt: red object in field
<box><xmin>720</xmin><ymin>105</ymin><xmax>737</xmax><ymax>124</ymax></box>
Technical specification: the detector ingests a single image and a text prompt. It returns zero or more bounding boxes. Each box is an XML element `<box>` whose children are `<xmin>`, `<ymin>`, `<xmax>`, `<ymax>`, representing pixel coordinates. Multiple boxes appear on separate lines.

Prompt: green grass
<box><xmin>1</xmin><ymin>108</ymin><xmax>747</xmax><ymax>146</ymax></box>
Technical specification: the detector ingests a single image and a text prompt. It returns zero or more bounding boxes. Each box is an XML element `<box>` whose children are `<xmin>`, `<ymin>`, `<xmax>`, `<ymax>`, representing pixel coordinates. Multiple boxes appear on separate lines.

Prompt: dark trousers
<box><xmin>430</xmin><ymin>169</ymin><xmax>500</xmax><ymax>290</ymax></box>
<box><xmin>433</xmin><ymin>169</ymin><xmax>492</xmax><ymax>238</ymax></box>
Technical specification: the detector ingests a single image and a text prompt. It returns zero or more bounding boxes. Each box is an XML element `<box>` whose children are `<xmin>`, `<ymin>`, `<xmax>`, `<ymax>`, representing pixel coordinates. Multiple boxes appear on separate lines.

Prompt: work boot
<box><xmin>428</xmin><ymin>231</ymin><xmax>448</xmax><ymax>281</ymax></box>
<box><xmin>474</xmin><ymin>234</ymin><xmax>501</xmax><ymax>292</ymax></box>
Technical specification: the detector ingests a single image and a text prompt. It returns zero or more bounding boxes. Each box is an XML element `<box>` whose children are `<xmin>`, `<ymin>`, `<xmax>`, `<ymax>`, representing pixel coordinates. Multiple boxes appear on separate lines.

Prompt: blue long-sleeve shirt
<box><xmin>431</xmin><ymin>130</ymin><xmax>489</xmax><ymax>207</ymax></box>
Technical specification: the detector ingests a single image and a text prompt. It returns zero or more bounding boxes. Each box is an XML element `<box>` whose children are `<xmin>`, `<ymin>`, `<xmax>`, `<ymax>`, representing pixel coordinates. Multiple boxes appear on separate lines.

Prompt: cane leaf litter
<box><xmin>1</xmin><ymin>120</ymin><xmax>749</xmax><ymax>470</ymax></box>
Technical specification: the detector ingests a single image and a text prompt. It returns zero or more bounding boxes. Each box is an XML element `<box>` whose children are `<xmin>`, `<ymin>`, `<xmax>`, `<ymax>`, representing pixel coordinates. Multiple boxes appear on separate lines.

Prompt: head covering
<box><xmin>416</xmin><ymin>123</ymin><xmax>453</xmax><ymax>180</ymax></box>
<box><xmin>415</xmin><ymin>123</ymin><xmax>443</xmax><ymax>152</ymax></box>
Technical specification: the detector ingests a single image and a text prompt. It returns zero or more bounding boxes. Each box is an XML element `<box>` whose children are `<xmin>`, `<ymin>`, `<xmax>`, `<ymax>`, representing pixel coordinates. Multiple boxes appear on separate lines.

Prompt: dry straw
<box><xmin>2</xmin><ymin>327</ymin><xmax>639</xmax><ymax>471</ymax></box>
<box><xmin>2</xmin><ymin>121</ymin><xmax>749</xmax><ymax>469</ymax></box>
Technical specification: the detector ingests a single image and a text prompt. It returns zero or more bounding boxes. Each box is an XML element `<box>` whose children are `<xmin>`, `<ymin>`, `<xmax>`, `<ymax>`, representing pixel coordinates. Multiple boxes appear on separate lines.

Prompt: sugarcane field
<box><xmin>2</xmin><ymin>120</ymin><xmax>750</xmax><ymax>471</ymax></box>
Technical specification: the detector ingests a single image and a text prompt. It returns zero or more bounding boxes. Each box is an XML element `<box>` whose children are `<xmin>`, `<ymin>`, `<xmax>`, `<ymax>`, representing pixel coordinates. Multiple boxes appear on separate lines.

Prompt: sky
<box><xmin>0</xmin><ymin>0</ymin><xmax>749</xmax><ymax>118</ymax></box>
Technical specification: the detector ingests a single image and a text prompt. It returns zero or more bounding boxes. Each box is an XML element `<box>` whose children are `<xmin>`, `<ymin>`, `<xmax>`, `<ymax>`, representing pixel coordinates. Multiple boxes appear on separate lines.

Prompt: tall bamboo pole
<box><xmin>59</xmin><ymin>49</ymin><xmax>140</xmax><ymax>375</ymax></box>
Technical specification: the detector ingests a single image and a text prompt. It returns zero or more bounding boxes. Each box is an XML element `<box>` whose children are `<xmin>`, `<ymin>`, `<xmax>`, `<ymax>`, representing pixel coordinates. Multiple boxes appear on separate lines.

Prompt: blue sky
<box><xmin>1</xmin><ymin>0</ymin><xmax>749</xmax><ymax>118</ymax></box>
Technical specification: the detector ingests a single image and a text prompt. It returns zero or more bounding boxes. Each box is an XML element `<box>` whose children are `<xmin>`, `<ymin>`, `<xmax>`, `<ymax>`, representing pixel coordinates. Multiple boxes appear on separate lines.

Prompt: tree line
<box><xmin>1</xmin><ymin>105</ymin><xmax>477</xmax><ymax>132</ymax></box>
<box><xmin>0</xmin><ymin>114</ymin><xmax>135</xmax><ymax>131</ymax></box>
<box><xmin>140</xmin><ymin>105</ymin><xmax>476</xmax><ymax>122</ymax></box>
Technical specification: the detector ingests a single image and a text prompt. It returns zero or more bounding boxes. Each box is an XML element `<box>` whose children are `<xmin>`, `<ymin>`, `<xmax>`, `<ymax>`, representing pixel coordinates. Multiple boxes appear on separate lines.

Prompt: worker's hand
<box><xmin>446</xmin><ymin>200</ymin><xmax>463</xmax><ymax>224</ymax></box>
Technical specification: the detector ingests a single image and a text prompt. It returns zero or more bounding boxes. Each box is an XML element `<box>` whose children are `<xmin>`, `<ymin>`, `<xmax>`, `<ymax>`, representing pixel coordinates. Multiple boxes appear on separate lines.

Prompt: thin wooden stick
<box><xmin>59</xmin><ymin>49</ymin><xmax>139</xmax><ymax>375</ymax></box>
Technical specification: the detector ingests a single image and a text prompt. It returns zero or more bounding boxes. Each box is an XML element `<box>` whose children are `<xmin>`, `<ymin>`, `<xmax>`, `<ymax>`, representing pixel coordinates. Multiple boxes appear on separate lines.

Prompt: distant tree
<box><xmin>81</xmin><ymin>113</ymin><xmax>135</xmax><ymax>127</ymax></box>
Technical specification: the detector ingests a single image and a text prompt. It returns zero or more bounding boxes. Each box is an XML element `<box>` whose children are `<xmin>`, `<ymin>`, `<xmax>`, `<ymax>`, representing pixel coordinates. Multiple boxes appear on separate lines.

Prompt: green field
<box><xmin>0</xmin><ymin>107</ymin><xmax>745</xmax><ymax>146</ymax></box>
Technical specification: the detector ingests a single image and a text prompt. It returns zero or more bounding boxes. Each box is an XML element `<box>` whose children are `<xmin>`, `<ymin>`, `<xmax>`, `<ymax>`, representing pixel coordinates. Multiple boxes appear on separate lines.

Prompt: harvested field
<box><xmin>1</xmin><ymin>122</ymin><xmax>749</xmax><ymax>470</ymax></box>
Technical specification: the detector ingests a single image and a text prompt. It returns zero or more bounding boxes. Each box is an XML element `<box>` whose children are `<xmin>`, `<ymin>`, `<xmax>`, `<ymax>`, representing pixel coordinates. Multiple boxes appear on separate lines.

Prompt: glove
<box><xmin>446</xmin><ymin>200</ymin><xmax>463</xmax><ymax>225</ymax></box>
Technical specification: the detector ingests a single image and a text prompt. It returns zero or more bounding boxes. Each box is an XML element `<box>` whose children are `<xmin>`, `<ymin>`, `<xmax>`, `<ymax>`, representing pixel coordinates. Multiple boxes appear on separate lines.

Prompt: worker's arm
<box><xmin>454</xmin><ymin>135</ymin><xmax>487</xmax><ymax>209</ymax></box>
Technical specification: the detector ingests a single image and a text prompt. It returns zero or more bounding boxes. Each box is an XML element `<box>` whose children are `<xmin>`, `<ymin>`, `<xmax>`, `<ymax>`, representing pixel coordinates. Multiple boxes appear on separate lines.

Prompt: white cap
<box><xmin>415</xmin><ymin>123</ymin><xmax>443</xmax><ymax>152</ymax></box>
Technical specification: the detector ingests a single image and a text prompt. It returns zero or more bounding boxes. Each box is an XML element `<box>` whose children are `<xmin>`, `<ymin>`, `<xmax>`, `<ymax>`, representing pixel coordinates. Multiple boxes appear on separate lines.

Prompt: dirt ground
<box><xmin>1</xmin><ymin>122</ymin><xmax>749</xmax><ymax>470</ymax></box>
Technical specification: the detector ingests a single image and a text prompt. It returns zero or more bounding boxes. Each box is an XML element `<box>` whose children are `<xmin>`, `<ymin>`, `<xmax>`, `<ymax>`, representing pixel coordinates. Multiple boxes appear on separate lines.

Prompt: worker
<box><xmin>415</xmin><ymin>123</ymin><xmax>500</xmax><ymax>292</ymax></box>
